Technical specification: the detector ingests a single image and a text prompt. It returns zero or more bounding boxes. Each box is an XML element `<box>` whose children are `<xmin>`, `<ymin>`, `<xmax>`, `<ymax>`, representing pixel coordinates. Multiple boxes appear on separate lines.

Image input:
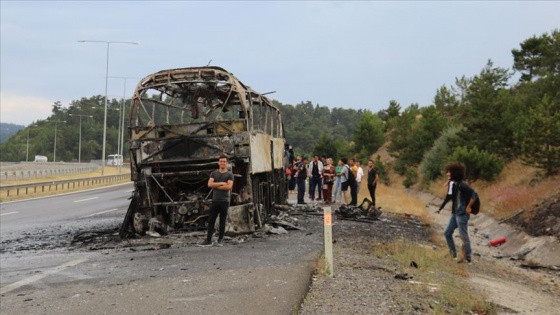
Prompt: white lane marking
<box><xmin>73</xmin><ymin>197</ymin><xmax>99</xmax><ymax>203</ymax></box>
<box><xmin>0</xmin><ymin>212</ymin><xmax>18</xmax><ymax>216</ymax></box>
<box><xmin>81</xmin><ymin>208</ymin><xmax>119</xmax><ymax>218</ymax></box>
<box><xmin>0</xmin><ymin>256</ymin><xmax>90</xmax><ymax>295</ymax></box>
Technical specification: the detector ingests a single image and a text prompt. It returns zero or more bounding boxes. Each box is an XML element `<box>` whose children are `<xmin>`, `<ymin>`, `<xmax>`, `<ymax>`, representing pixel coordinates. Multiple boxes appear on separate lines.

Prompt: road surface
<box><xmin>0</xmin><ymin>186</ymin><xmax>322</xmax><ymax>315</ymax></box>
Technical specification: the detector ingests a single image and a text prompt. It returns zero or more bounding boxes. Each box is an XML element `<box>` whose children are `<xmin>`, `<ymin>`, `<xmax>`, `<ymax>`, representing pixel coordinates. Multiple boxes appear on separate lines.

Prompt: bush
<box><xmin>374</xmin><ymin>155</ymin><xmax>390</xmax><ymax>185</ymax></box>
<box><xmin>420</xmin><ymin>125</ymin><xmax>464</xmax><ymax>184</ymax></box>
<box><xmin>403</xmin><ymin>167</ymin><xmax>418</xmax><ymax>188</ymax></box>
<box><xmin>448</xmin><ymin>146</ymin><xmax>504</xmax><ymax>182</ymax></box>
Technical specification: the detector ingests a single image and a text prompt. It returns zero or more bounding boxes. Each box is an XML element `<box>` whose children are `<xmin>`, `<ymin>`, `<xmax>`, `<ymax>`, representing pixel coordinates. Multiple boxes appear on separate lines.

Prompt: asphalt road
<box><xmin>0</xmin><ymin>186</ymin><xmax>322</xmax><ymax>315</ymax></box>
<box><xmin>0</xmin><ymin>183</ymin><xmax>133</xmax><ymax>237</ymax></box>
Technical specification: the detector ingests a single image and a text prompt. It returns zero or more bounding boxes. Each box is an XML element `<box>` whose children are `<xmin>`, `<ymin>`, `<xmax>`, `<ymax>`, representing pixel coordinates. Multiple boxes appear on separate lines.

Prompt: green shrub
<box><xmin>448</xmin><ymin>146</ymin><xmax>504</xmax><ymax>182</ymax></box>
<box><xmin>402</xmin><ymin>167</ymin><xmax>418</xmax><ymax>188</ymax></box>
<box><xmin>374</xmin><ymin>155</ymin><xmax>390</xmax><ymax>185</ymax></box>
<box><xmin>420</xmin><ymin>125</ymin><xmax>464</xmax><ymax>184</ymax></box>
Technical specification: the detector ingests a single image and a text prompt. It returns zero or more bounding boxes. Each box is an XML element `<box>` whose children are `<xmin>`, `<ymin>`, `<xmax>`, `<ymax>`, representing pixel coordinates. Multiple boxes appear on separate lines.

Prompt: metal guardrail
<box><xmin>0</xmin><ymin>164</ymin><xmax>99</xmax><ymax>181</ymax></box>
<box><xmin>0</xmin><ymin>174</ymin><xmax>131</xmax><ymax>198</ymax></box>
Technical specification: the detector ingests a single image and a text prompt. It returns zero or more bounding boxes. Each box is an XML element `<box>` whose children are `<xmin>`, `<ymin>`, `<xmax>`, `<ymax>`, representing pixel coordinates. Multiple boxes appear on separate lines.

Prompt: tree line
<box><xmin>1</xmin><ymin>30</ymin><xmax>558</xmax><ymax>185</ymax></box>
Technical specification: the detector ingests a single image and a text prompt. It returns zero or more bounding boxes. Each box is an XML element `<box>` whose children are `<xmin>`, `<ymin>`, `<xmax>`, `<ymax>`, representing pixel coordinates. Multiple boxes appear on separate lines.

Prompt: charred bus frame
<box><xmin>120</xmin><ymin>66</ymin><xmax>290</xmax><ymax>237</ymax></box>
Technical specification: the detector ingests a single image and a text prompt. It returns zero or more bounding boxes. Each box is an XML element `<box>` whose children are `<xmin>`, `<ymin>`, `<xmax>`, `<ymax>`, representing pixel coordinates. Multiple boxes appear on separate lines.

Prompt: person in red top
<box><xmin>322</xmin><ymin>157</ymin><xmax>335</xmax><ymax>204</ymax></box>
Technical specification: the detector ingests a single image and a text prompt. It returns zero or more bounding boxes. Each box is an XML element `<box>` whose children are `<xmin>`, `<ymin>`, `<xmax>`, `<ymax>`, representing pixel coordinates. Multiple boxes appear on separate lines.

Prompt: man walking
<box><xmin>439</xmin><ymin>162</ymin><xmax>478</xmax><ymax>263</ymax></box>
<box><xmin>199</xmin><ymin>155</ymin><xmax>234</xmax><ymax>247</ymax></box>
<box><xmin>367</xmin><ymin>159</ymin><xmax>379</xmax><ymax>207</ymax></box>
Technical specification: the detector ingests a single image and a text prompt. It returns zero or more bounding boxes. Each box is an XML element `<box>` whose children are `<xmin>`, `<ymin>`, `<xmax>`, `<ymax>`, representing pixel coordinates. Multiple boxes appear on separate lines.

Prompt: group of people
<box><xmin>200</xmin><ymin>154</ymin><xmax>477</xmax><ymax>267</ymax></box>
<box><xmin>288</xmin><ymin>155</ymin><xmax>379</xmax><ymax>207</ymax></box>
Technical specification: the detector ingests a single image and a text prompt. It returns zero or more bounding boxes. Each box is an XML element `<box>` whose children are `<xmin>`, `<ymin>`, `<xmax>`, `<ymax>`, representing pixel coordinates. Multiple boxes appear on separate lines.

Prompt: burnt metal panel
<box><xmin>250</xmin><ymin>133</ymin><xmax>272</xmax><ymax>174</ymax></box>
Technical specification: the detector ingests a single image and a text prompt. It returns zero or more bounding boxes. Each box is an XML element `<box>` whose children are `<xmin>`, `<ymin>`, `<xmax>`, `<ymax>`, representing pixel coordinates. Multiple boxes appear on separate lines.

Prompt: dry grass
<box><xmin>373</xmin><ymin>239</ymin><xmax>497</xmax><ymax>315</ymax></box>
<box><xmin>0</xmin><ymin>167</ymin><xmax>131</xmax><ymax>202</ymax></box>
<box><xmin>426</xmin><ymin>160</ymin><xmax>559</xmax><ymax>220</ymax></box>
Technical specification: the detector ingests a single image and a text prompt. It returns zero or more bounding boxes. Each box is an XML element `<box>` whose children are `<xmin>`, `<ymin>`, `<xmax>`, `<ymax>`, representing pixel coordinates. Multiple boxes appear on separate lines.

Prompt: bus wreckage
<box><xmin>119</xmin><ymin>66</ymin><xmax>290</xmax><ymax>238</ymax></box>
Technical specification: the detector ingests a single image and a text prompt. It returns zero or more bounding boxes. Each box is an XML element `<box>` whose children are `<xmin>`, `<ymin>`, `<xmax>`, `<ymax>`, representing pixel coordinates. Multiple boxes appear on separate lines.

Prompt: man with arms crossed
<box><xmin>199</xmin><ymin>155</ymin><xmax>234</xmax><ymax>247</ymax></box>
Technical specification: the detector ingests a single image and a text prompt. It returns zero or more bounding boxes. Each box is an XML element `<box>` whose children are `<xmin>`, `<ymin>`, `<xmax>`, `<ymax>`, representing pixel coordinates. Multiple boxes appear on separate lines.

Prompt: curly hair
<box><xmin>444</xmin><ymin>162</ymin><xmax>466</xmax><ymax>182</ymax></box>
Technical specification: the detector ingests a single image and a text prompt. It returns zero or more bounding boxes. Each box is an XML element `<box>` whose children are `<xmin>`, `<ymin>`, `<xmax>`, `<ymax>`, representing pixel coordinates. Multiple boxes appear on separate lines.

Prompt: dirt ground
<box><xmin>504</xmin><ymin>191</ymin><xmax>560</xmax><ymax>239</ymax></box>
<box><xmin>298</xmin><ymin>197</ymin><xmax>560</xmax><ymax>315</ymax></box>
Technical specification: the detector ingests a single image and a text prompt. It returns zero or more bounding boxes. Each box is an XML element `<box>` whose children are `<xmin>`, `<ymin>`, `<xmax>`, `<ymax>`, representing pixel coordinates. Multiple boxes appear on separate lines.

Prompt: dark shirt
<box><xmin>451</xmin><ymin>181</ymin><xmax>477</xmax><ymax>215</ymax></box>
<box><xmin>211</xmin><ymin>170</ymin><xmax>234</xmax><ymax>202</ymax></box>
<box><xmin>297</xmin><ymin>163</ymin><xmax>307</xmax><ymax>180</ymax></box>
<box><xmin>367</xmin><ymin>168</ymin><xmax>378</xmax><ymax>186</ymax></box>
<box><xmin>311</xmin><ymin>162</ymin><xmax>319</xmax><ymax>177</ymax></box>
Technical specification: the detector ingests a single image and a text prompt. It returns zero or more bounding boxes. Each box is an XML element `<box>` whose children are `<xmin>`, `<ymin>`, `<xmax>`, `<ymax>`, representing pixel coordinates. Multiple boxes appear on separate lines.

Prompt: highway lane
<box><xmin>0</xmin><ymin>187</ymin><xmax>323</xmax><ymax>315</ymax></box>
<box><xmin>0</xmin><ymin>183</ymin><xmax>133</xmax><ymax>237</ymax></box>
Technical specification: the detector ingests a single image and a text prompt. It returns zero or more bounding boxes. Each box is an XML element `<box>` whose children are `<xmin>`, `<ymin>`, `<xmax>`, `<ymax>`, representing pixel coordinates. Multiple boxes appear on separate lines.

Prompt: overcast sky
<box><xmin>1</xmin><ymin>1</ymin><xmax>558</xmax><ymax>126</ymax></box>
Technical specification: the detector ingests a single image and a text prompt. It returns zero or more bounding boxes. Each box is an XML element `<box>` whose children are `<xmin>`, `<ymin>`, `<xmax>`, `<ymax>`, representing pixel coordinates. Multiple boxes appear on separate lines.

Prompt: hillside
<box><xmin>0</xmin><ymin>122</ymin><xmax>24</xmax><ymax>143</ymax></box>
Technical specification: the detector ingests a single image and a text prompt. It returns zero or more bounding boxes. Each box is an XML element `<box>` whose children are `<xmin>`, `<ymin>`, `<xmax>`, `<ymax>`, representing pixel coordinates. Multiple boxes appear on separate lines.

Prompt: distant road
<box><xmin>0</xmin><ymin>183</ymin><xmax>133</xmax><ymax>237</ymax></box>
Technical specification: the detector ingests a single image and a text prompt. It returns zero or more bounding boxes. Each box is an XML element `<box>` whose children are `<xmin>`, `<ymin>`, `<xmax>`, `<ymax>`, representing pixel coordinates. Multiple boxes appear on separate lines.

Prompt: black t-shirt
<box><xmin>297</xmin><ymin>163</ymin><xmax>307</xmax><ymax>180</ymax></box>
<box><xmin>367</xmin><ymin>168</ymin><xmax>378</xmax><ymax>186</ymax></box>
<box><xmin>211</xmin><ymin>170</ymin><xmax>234</xmax><ymax>202</ymax></box>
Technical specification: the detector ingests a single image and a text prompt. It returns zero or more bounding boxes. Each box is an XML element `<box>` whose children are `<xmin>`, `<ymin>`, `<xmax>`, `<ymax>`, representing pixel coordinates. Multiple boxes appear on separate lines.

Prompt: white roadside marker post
<box><xmin>323</xmin><ymin>206</ymin><xmax>334</xmax><ymax>277</ymax></box>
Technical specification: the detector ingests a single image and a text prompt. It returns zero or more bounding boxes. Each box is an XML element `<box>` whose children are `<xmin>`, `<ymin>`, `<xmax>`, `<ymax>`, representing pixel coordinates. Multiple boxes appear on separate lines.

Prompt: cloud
<box><xmin>0</xmin><ymin>92</ymin><xmax>56</xmax><ymax>126</ymax></box>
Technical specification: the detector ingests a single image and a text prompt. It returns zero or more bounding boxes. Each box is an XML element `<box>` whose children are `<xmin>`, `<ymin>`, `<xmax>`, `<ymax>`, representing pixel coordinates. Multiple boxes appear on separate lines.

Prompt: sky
<box><xmin>1</xmin><ymin>1</ymin><xmax>559</xmax><ymax>126</ymax></box>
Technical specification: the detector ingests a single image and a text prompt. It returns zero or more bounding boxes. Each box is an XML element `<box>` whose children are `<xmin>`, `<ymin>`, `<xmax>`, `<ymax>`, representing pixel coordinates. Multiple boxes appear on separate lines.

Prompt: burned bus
<box><xmin>120</xmin><ymin>66</ymin><xmax>290</xmax><ymax>238</ymax></box>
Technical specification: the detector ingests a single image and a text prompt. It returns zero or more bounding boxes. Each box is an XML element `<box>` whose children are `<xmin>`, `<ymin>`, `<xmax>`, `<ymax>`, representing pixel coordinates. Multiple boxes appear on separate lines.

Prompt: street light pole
<box><xmin>78</xmin><ymin>40</ymin><xmax>138</xmax><ymax>175</ymax></box>
<box><xmin>69</xmin><ymin>114</ymin><xmax>93</xmax><ymax>163</ymax></box>
<box><xmin>108</xmin><ymin>76</ymin><xmax>140</xmax><ymax>173</ymax></box>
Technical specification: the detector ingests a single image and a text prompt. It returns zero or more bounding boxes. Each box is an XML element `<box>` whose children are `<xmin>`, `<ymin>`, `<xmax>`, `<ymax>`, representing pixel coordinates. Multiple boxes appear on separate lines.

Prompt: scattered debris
<box><xmin>395</xmin><ymin>273</ymin><xmax>413</xmax><ymax>280</ymax></box>
<box><xmin>335</xmin><ymin>198</ymin><xmax>382</xmax><ymax>221</ymax></box>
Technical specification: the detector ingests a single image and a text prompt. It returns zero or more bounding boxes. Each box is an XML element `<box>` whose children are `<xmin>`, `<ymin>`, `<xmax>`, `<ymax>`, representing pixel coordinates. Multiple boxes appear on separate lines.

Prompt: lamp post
<box><xmin>26</xmin><ymin>124</ymin><xmax>37</xmax><ymax>162</ymax></box>
<box><xmin>78</xmin><ymin>40</ymin><xmax>139</xmax><ymax>175</ymax></box>
<box><xmin>53</xmin><ymin>120</ymin><xmax>66</xmax><ymax>163</ymax></box>
<box><xmin>108</xmin><ymin>76</ymin><xmax>140</xmax><ymax>173</ymax></box>
<box><xmin>69</xmin><ymin>114</ymin><xmax>93</xmax><ymax>163</ymax></box>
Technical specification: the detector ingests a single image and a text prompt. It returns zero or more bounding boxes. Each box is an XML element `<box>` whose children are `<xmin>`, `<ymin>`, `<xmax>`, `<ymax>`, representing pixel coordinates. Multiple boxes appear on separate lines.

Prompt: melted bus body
<box><xmin>120</xmin><ymin>66</ymin><xmax>290</xmax><ymax>237</ymax></box>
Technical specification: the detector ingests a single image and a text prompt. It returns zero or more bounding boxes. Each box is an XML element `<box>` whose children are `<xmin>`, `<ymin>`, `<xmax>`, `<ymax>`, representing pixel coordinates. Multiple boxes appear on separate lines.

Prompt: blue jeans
<box><xmin>309</xmin><ymin>176</ymin><xmax>322</xmax><ymax>200</ymax></box>
<box><xmin>444</xmin><ymin>213</ymin><xmax>471</xmax><ymax>260</ymax></box>
<box><xmin>333</xmin><ymin>176</ymin><xmax>342</xmax><ymax>201</ymax></box>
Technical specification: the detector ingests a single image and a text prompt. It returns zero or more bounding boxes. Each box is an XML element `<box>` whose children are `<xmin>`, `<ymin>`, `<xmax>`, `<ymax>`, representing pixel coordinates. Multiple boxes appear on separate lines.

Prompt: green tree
<box><xmin>386</xmin><ymin>100</ymin><xmax>401</xmax><ymax>120</ymax></box>
<box><xmin>459</xmin><ymin>60</ymin><xmax>514</xmax><ymax>157</ymax></box>
<box><xmin>448</xmin><ymin>146</ymin><xmax>505</xmax><ymax>182</ymax></box>
<box><xmin>420</xmin><ymin>125</ymin><xmax>465</xmax><ymax>184</ymax></box>
<box><xmin>313</xmin><ymin>133</ymin><xmax>338</xmax><ymax>159</ymax></box>
<box><xmin>353</xmin><ymin>110</ymin><xmax>385</xmax><ymax>155</ymax></box>
<box><xmin>512</xmin><ymin>29</ymin><xmax>560</xmax><ymax>82</ymax></box>
<box><xmin>518</xmin><ymin>94</ymin><xmax>560</xmax><ymax>175</ymax></box>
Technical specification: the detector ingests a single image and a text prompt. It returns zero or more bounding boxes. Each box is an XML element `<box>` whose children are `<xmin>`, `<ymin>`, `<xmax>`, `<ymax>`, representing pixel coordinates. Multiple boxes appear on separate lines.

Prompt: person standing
<box><xmin>296</xmin><ymin>157</ymin><xmax>309</xmax><ymax>205</ymax></box>
<box><xmin>322</xmin><ymin>158</ymin><xmax>335</xmax><ymax>204</ymax></box>
<box><xmin>199</xmin><ymin>155</ymin><xmax>234</xmax><ymax>247</ymax></box>
<box><xmin>308</xmin><ymin>155</ymin><xmax>323</xmax><ymax>201</ymax></box>
<box><xmin>436</xmin><ymin>180</ymin><xmax>454</xmax><ymax>213</ymax></box>
<box><xmin>348</xmin><ymin>158</ymin><xmax>358</xmax><ymax>206</ymax></box>
<box><xmin>333</xmin><ymin>160</ymin><xmax>343</xmax><ymax>203</ymax></box>
<box><xmin>438</xmin><ymin>162</ymin><xmax>478</xmax><ymax>263</ymax></box>
<box><xmin>367</xmin><ymin>159</ymin><xmax>379</xmax><ymax>207</ymax></box>
<box><xmin>339</xmin><ymin>158</ymin><xmax>357</xmax><ymax>206</ymax></box>
<box><xmin>356</xmin><ymin>161</ymin><xmax>364</xmax><ymax>194</ymax></box>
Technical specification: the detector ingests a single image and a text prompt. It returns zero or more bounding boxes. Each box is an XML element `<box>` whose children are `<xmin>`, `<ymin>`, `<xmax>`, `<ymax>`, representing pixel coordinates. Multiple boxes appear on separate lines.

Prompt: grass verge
<box><xmin>373</xmin><ymin>239</ymin><xmax>497</xmax><ymax>315</ymax></box>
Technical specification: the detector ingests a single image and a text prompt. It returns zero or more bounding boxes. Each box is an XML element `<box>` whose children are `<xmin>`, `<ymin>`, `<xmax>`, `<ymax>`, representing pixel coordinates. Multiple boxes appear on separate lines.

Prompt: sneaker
<box><xmin>216</xmin><ymin>239</ymin><xmax>223</xmax><ymax>247</ymax></box>
<box><xmin>457</xmin><ymin>258</ymin><xmax>471</xmax><ymax>264</ymax></box>
<box><xmin>197</xmin><ymin>239</ymin><xmax>213</xmax><ymax>247</ymax></box>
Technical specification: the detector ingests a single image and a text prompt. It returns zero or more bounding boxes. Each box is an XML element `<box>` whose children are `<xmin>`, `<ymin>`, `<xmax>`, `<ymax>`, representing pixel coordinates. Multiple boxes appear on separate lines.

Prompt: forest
<box><xmin>1</xmin><ymin>29</ymin><xmax>558</xmax><ymax>186</ymax></box>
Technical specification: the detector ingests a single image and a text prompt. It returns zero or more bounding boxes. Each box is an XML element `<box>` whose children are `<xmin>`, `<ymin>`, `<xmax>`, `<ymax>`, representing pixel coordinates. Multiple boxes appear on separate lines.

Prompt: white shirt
<box><xmin>357</xmin><ymin>166</ymin><xmax>364</xmax><ymax>182</ymax></box>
